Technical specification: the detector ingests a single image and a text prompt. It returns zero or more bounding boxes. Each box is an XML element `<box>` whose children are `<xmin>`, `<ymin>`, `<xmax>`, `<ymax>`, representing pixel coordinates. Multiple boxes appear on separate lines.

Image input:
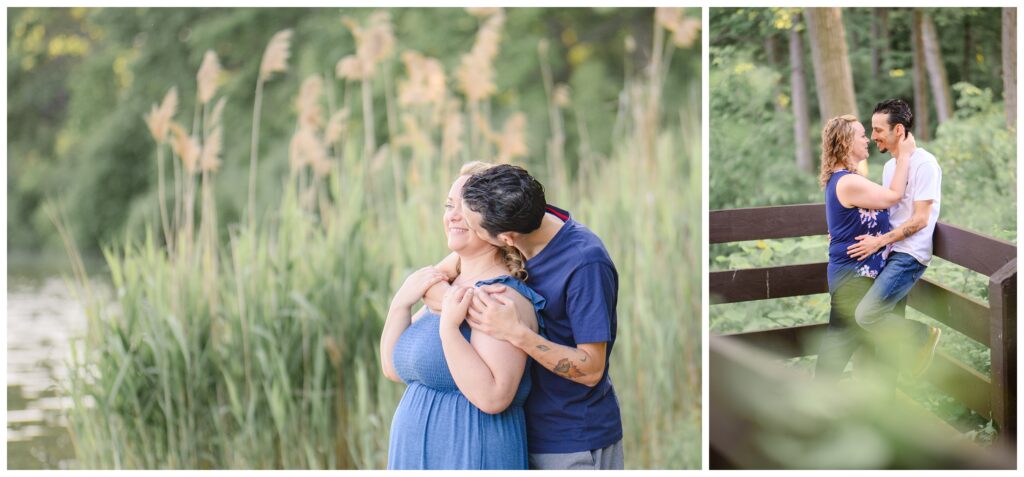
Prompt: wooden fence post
<box><xmin>989</xmin><ymin>258</ymin><xmax>1016</xmax><ymax>450</ymax></box>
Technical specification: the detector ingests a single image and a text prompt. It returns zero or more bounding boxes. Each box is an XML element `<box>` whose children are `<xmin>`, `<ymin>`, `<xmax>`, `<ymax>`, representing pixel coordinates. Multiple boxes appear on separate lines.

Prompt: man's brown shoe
<box><xmin>911</xmin><ymin>326</ymin><xmax>942</xmax><ymax>377</ymax></box>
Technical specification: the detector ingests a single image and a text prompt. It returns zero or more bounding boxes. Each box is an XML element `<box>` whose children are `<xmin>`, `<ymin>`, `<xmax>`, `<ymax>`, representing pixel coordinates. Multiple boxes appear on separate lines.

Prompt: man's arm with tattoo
<box><xmin>465</xmin><ymin>287</ymin><xmax>607</xmax><ymax>387</ymax></box>
<box><xmin>847</xmin><ymin>200</ymin><xmax>933</xmax><ymax>260</ymax></box>
<box><xmin>512</xmin><ymin>331</ymin><xmax>606</xmax><ymax>387</ymax></box>
<box><xmin>883</xmin><ymin>200</ymin><xmax>932</xmax><ymax>243</ymax></box>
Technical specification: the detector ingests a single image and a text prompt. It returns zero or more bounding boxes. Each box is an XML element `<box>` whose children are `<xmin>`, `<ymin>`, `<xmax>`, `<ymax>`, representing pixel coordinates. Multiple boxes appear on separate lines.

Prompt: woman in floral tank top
<box><xmin>814</xmin><ymin>115</ymin><xmax>914</xmax><ymax>381</ymax></box>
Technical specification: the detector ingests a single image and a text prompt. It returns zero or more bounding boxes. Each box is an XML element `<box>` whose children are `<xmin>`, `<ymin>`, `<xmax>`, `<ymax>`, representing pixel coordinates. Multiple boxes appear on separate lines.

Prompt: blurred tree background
<box><xmin>8</xmin><ymin>7</ymin><xmax>699</xmax><ymax>255</ymax></box>
<box><xmin>709</xmin><ymin>7</ymin><xmax>1016</xmax><ymax>452</ymax></box>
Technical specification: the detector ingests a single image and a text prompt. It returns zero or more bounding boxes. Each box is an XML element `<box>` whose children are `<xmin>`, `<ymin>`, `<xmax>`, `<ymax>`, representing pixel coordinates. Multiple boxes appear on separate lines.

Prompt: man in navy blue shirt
<box><xmin>455</xmin><ymin>164</ymin><xmax>623</xmax><ymax>469</ymax></box>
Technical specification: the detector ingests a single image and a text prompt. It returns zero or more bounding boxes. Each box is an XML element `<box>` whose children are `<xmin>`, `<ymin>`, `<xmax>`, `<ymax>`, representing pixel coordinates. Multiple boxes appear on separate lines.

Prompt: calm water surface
<box><xmin>8</xmin><ymin>266</ymin><xmax>105</xmax><ymax>469</ymax></box>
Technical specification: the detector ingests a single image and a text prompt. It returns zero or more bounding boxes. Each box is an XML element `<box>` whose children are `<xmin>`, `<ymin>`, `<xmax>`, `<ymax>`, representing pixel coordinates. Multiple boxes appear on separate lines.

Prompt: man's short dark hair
<box><xmin>873</xmin><ymin>98</ymin><xmax>913</xmax><ymax>138</ymax></box>
<box><xmin>462</xmin><ymin>164</ymin><xmax>546</xmax><ymax>237</ymax></box>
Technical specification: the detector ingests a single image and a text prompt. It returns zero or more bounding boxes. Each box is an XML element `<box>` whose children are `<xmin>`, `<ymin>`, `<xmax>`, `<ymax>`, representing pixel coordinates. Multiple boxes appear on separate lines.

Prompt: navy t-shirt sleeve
<box><xmin>565</xmin><ymin>262</ymin><xmax>617</xmax><ymax>344</ymax></box>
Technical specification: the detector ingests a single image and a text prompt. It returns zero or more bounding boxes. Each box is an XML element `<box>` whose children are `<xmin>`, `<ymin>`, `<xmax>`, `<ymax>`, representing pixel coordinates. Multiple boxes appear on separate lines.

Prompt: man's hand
<box><xmin>847</xmin><ymin>234</ymin><xmax>885</xmax><ymax>261</ymax></box>
<box><xmin>466</xmin><ymin>289</ymin><xmax>526</xmax><ymax>343</ymax></box>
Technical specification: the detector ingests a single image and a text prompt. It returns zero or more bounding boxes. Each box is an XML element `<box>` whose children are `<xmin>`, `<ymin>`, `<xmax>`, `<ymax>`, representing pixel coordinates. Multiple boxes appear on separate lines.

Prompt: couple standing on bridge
<box><xmin>816</xmin><ymin>98</ymin><xmax>944</xmax><ymax>384</ymax></box>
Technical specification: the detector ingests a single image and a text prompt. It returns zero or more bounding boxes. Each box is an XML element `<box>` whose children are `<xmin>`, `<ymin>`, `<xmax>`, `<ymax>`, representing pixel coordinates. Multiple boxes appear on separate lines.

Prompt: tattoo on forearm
<box><xmin>901</xmin><ymin>223</ymin><xmax>921</xmax><ymax>239</ymax></box>
<box><xmin>536</xmin><ymin>344</ymin><xmax>550</xmax><ymax>352</ymax></box>
<box><xmin>553</xmin><ymin>359</ymin><xmax>586</xmax><ymax>379</ymax></box>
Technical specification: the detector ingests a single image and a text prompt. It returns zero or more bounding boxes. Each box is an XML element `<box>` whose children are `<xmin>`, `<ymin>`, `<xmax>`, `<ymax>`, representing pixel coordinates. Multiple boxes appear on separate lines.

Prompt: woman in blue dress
<box><xmin>379</xmin><ymin>162</ymin><xmax>545</xmax><ymax>469</ymax></box>
<box><xmin>815</xmin><ymin>114</ymin><xmax>913</xmax><ymax>381</ymax></box>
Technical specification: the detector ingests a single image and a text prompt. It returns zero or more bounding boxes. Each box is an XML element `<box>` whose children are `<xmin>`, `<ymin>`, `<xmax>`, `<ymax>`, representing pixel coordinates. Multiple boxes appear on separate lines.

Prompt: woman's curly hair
<box><xmin>819</xmin><ymin>114</ymin><xmax>860</xmax><ymax>189</ymax></box>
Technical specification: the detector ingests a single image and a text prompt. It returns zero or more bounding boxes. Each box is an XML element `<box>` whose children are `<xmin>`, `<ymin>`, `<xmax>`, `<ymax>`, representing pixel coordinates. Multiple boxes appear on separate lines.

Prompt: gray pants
<box><xmin>529</xmin><ymin>439</ymin><xmax>624</xmax><ymax>470</ymax></box>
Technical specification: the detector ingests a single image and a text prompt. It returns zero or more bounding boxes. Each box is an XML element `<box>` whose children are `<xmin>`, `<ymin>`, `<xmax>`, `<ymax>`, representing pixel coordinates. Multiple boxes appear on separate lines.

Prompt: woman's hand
<box><xmin>391</xmin><ymin>266</ymin><xmax>449</xmax><ymax>311</ymax></box>
<box><xmin>440</xmin><ymin>285</ymin><xmax>474</xmax><ymax>330</ymax></box>
<box><xmin>895</xmin><ymin>131</ymin><xmax>916</xmax><ymax>160</ymax></box>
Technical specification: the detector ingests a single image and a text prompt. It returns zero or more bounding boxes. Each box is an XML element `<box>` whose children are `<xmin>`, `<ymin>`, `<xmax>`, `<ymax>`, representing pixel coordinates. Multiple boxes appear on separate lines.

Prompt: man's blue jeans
<box><xmin>815</xmin><ymin>252</ymin><xmax>927</xmax><ymax>382</ymax></box>
<box><xmin>854</xmin><ymin>252</ymin><xmax>930</xmax><ymax>351</ymax></box>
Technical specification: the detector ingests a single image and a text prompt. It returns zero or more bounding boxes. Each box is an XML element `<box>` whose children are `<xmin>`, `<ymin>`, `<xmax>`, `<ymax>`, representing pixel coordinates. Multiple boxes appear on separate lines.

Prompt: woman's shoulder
<box><xmin>475</xmin><ymin>275</ymin><xmax>546</xmax><ymax>311</ymax></box>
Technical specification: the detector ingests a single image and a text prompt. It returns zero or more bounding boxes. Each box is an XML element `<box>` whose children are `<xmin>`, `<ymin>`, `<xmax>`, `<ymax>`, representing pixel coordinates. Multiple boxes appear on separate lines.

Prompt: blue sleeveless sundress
<box><xmin>387</xmin><ymin>275</ymin><xmax>546</xmax><ymax>469</ymax></box>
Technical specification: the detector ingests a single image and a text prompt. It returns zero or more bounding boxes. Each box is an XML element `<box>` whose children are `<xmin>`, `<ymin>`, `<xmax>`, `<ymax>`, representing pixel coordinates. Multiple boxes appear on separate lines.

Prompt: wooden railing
<box><xmin>709</xmin><ymin>203</ymin><xmax>1016</xmax><ymax>468</ymax></box>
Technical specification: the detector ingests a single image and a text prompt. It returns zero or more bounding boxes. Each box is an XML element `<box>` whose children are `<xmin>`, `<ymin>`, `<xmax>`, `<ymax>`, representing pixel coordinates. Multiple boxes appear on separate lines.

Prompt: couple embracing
<box><xmin>816</xmin><ymin>99</ymin><xmax>944</xmax><ymax>383</ymax></box>
<box><xmin>380</xmin><ymin>162</ymin><xmax>623</xmax><ymax>470</ymax></box>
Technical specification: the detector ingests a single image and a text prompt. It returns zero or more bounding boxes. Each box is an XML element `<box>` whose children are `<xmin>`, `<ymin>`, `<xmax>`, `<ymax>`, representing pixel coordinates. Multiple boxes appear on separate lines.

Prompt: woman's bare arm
<box><xmin>380</xmin><ymin>267</ymin><xmax>448</xmax><ymax>382</ymax></box>
<box><xmin>838</xmin><ymin>134</ymin><xmax>915</xmax><ymax>210</ymax></box>
<box><xmin>438</xmin><ymin>286</ymin><xmax>538</xmax><ymax>414</ymax></box>
<box><xmin>422</xmin><ymin>252</ymin><xmax>459</xmax><ymax>311</ymax></box>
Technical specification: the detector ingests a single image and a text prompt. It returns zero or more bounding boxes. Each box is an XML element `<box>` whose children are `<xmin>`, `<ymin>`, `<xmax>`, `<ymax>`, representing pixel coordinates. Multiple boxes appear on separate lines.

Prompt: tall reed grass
<box><xmin>59</xmin><ymin>8</ymin><xmax>701</xmax><ymax>469</ymax></box>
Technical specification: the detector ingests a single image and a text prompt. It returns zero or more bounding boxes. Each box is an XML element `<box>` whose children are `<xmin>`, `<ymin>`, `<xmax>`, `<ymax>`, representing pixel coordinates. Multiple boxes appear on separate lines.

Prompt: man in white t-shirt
<box><xmin>845</xmin><ymin>99</ymin><xmax>942</xmax><ymax>377</ymax></box>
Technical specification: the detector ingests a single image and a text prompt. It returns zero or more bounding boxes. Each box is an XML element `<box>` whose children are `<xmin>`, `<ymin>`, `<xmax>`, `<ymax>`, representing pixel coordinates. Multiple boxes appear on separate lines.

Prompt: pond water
<box><xmin>7</xmin><ymin>264</ymin><xmax>104</xmax><ymax>469</ymax></box>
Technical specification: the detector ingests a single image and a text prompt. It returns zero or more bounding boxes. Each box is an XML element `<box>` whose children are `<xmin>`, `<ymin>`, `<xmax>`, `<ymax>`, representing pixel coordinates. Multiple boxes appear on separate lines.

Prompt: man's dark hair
<box><xmin>873</xmin><ymin>98</ymin><xmax>913</xmax><ymax>138</ymax></box>
<box><xmin>462</xmin><ymin>164</ymin><xmax>546</xmax><ymax>237</ymax></box>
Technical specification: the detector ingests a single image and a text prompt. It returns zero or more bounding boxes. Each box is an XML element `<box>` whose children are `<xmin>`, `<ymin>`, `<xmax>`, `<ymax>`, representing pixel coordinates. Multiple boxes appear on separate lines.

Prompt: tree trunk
<box><xmin>920</xmin><ymin>10</ymin><xmax>954</xmax><ymax>124</ymax></box>
<box><xmin>911</xmin><ymin>10</ymin><xmax>931</xmax><ymax>141</ymax></box>
<box><xmin>961</xmin><ymin>16</ymin><xmax>973</xmax><ymax>84</ymax></box>
<box><xmin>806</xmin><ymin>8</ymin><xmax>862</xmax><ymax>173</ymax></box>
<box><xmin>765</xmin><ymin>34</ymin><xmax>785</xmax><ymax>112</ymax></box>
<box><xmin>1003</xmin><ymin>8</ymin><xmax>1017</xmax><ymax>129</ymax></box>
<box><xmin>870</xmin><ymin>8</ymin><xmax>888</xmax><ymax>77</ymax></box>
<box><xmin>805</xmin><ymin>8</ymin><xmax>859</xmax><ymax>121</ymax></box>
<box><xmin>789</xmin><ymin>18</ymin><xmax>813</xmax><ymax>174</ymax></box>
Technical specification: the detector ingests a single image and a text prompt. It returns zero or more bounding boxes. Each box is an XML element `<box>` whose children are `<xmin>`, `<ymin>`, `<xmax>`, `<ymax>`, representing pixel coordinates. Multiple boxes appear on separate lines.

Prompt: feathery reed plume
<box><xmin>395</xmin><ymin>113</ymin><xmax>435</xmax><ymax>157</ymax></box>
<box><xmin>495</xmin><ymin>112</ymin><xmax>528</xmax><ymax>163</ymax></box>
<box><xmin>259</xmin><ymin>29</ymin><xmax>293</xmax><ymax>81</ymax></box>
<box><xmin>249</xmin><ymin>29</ymin><xmax>293</xmax><ymax>227</ymax></box>
<box><xmin>340</xmin><ymin>11</ymin><xmax>395</xmax><ymax>80</ymax></box>
<box><xmin>289</xmin><ymin>129</ymin><xmax>328</xmax><ymax>174</ymax></box>
<box><xmin>456</xmin><ymin>9</ymin><xmax>504</xmax><ymax>103</ymax></box>
<box><xmin>208</xmin><ymin>96</ymin><xmax>227</xmax><ymax>129</ymax></box>
<box><xmin>297</xmin><ymin>75</ymin><xmax>325</xmax><ymax>132</ymax></box>
<box><xmin>310</xmin><ymin>155</ymin><xmax>334</xmax><ymax>178</ymax></box>
<box><xmin>441</xmin><ymin>98</ymin><xmax>465</xmax><ymax>164</ymax></box>
<box><xmin>144</xmin><ymin>86</ymin><xmax>178</xmax><ymax>249</ymax></box>
<box><xmin>170</xmin><ymin>122</ymin><xmax>201</xmax><ymax>175</ymax></box>
<box><xmin>197</xmin><ymin>50</ymin><xmax>222</xmax><ymax>105</ymax></box>
<box><xmin>656</xmin><ymin>7</ymin><xmax>700</xmax><ymax>48</ymax></box>
<box><xmin>200</xmin><ymin>125</ymin><xmax>222</xmax><ymax>173</ymax></box>
<box><xmin>340</xmin><ymin>11</ymin><xmax>396</xmax><ymax>158</ymax></box>
<box><xmin>398</xmin><ymin>51</ymin><xmax>446</xmax><ymax>123</ymax></box>
<box><xmin>145</xmin><ymin>87</ymin><xmax>178</xmax><ymax>144</ymax></box>
<box><xmin>324</xmin><ymin>108</ymin><xmax>349</xmax><ymax>145</ymax></box>
<box><xmin>465</xmin><ymin>7</ymin><xmax>500</xmax><ymax>18</ymax></box>
<box><xmin>335</xmin><ymin>55</ymin><xmax>365</xmax><ymax>81</ymax></box>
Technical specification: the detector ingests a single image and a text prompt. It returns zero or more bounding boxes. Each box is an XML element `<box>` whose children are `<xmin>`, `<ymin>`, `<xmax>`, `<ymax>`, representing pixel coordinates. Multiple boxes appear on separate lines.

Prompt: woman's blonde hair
<box><xmin>819</xmin><ymin>114</ymin><xmax>859</xmax><ymax>189</ymax></box>
<box><xmin>456</xmin><ymin>161</ymin><xmax>528</xmax><ymax>281</ymax></box>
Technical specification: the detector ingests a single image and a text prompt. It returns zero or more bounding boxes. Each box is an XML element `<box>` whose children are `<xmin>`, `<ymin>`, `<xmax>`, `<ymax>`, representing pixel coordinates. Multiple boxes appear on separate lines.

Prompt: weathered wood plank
<box><xmin>716</xmin><ymin>323</ymin><xmax>825</xmax><ymax>358</ymax></box>
<box><xmin>712</xmin><ymin>268</ymin><xmax>991</xmax><ymax>347</ymax></box>
<box><xmin>710</xmin><ymin>263</ymin><xmax>828</xmax><ymax>303</ymax></box>
<box><xmin>933</xmin><ymin>223</ymin><xmax>1017</xmax><ymax>276</ymax></box>
<box><xmin>923</xmin><ymin>351</ymin><xmax>992</xmax><ymax>418</ymax></box>
<box><xmin>908</xmin><ymin>278</ymin><xmax>990</xmax><ymax>346</ymax></box>
<box><xmin>710</xmin><ymin>204</ymin><xmax>827</xmax><ymax>243</ymax></box>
